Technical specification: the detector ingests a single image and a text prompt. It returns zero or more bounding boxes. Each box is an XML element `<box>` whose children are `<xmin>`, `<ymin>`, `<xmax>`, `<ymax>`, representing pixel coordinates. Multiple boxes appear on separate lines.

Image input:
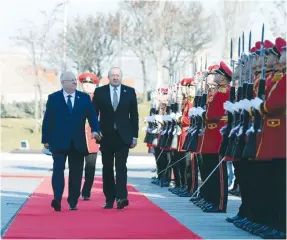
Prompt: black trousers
<box><xmin>178</xmin><ymin>152</ymin><xmax>188</xmax><ymax>188</ymax></box>
<box><xmin>52</xmin><ymin>142</ymin><xmax>84</xmax><ymax>206</ymax></box>
<box><xmin>198</xmin><ymin>154</ymin><xmax>208</xmax><ymax>199</ymax></box>
<box><xmin>201</xmin><ymin>153</ymin><xmax>228</xmax><ymax>211</ymax></box>
<box><xmin>101</xmin><ymin>129</ymin><xmax>129</xmax><ymax>203</ymax></box>
<box><xmin>233</xmin><ymin>161</ymin><xmax>250</xmax><ymax>218</ymax></box>
<box><xmin>273</xmin><ymin>159</ymin><xmax>286</xmax><ymax>232</ymax></box>
<box><xmin>248</xmin><ymin>161</ymin><xmax>274</xmax><ymax>226</ymax></box>
<box><xmin>189</xmin><ymin>153</ymin><xmax>199</xmax><ymax>193</ymax></box>
<box><xmin>171</xmin><ymin>151</ymin><xmax>185</xmax><ymax>187</ymax></box>
<box><xmin>81</xmin><ymin>153</ymin><xmax>98</xmax><ymax>197</ymax></box>
<box><xmin>154</xmin><ymin>148</ymin><xmax>170</xmax><ymax>180</ymax></box>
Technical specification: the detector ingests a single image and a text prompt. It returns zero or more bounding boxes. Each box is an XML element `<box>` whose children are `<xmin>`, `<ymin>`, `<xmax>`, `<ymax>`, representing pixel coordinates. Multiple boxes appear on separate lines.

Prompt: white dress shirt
<box><xmin>63</xmin><ymin>90</ymin><xmax>76</xmax><ymax>107</ymax></box>
<box><xmin>109</xmin><ymin>84</ymin><xmax>121</xmax><ymax>104</ymax></box>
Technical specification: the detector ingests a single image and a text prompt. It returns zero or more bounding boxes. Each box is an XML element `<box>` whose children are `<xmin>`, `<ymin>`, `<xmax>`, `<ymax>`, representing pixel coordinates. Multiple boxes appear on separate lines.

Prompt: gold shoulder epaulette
<box><xmin>272</xmin><ymin>73</ymin><xmax>283</xmax><ymax>82</ymax></box>
<box><xmin>218</xmin><ymin>86</ymin><xmax>227</xmax><ymax>93</ymax></box>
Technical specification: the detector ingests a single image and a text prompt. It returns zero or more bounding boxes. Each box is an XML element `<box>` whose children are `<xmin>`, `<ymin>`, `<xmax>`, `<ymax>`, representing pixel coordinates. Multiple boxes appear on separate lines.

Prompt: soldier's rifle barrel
<box><xmin>156</xmin><ymin>155</ymin><xmax>187</xmax><ymax>177</ymax></box>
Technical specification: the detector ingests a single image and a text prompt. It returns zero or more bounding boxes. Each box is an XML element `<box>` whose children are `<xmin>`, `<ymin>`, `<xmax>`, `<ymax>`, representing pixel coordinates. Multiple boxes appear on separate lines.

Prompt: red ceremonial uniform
<box><xmin>200</xmin><ymin>85</ymin><xmax>229</xmax><ymax>154</ymax></box>
<box><xmin>256</xmin><ymin>74</ymin><xmax>286</xmax><ymax>159</ymax></box>
<box><xmin>265</xmin><ymin>72</ymin><xmax>275</xmax><ymax>97</ymax></box>
<box><xmin>85</xmin><ymin>94</ymin><xmax>100</xmax><ymax>153</ymax></box>
<box><xmin>78</xmin><ymin>72</ymin><xmax>100</xmax><ymax>153</ymax></box>
<box><xmin>177</xmin><ymin>99</ymin><xmax>193</xmax><ymax>152</ymax></box>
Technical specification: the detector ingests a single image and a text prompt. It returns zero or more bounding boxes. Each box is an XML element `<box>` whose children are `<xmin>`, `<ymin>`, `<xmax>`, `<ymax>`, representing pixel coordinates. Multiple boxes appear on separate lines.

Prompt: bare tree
<box><xmin>11</xmin><ymin>4</ymin><xmax>63</xmax><ymax>133</ymax></box>
<box><xmin>65</xmin><ymin>13</ymin><xmax>118</xmax><ymax>79</ymax></box>
<box><xmin>161</xmin><ymin>1</ymin><xmax>213</xmax><ymax>82</ymax></box>
<box><xmin>121</xmin><ymin>1</ymin><xmax>158</xmax><ymax>102</ymax></box>
<box><xmin>120</xmin><ymin>1</ymin><xmax>213</xmax><ymax>92</ymax></box>
<box><xmin>261</xmin><ymin>0</ymin><xmax>286</xmax><ymax>38</ymax></box>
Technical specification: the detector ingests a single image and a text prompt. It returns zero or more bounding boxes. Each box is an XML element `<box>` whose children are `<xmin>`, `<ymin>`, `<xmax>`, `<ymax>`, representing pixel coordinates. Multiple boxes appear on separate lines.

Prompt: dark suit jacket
<box><xmin>41</xmin><ymin>90</ymin><xmax>99</xmax><ymax>154</ymax></box>
<box><xmin>92</xmin><ymin>84</ymin><xmax>139</xmax><ymax>146</ymax></box>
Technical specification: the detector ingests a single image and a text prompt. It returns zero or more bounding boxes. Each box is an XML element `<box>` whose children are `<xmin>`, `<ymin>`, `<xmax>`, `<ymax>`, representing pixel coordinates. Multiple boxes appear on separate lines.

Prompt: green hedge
<box><xmin>1</xmin><ymin>101</ymin><xmax>45</xmax><ymax>118</ymax></box>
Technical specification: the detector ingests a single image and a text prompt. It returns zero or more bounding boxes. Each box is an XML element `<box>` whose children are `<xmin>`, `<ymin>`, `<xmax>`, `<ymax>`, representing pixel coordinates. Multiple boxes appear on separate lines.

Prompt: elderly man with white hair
<box><xmin>41</xmin><ymin>71</ymin><xmax>99</xmax><ymax>211</ymax></box>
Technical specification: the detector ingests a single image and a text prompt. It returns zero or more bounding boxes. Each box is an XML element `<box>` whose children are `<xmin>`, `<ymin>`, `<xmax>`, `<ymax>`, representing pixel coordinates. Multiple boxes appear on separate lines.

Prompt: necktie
<box><xmin>112</xmin><ymin>87</ymin><xmax>118</xmax><ymax>111</ymax></box>
<box><xmin>67</xmin><ymin>95</ymin><xmax>73</xmax><ymax>113</ymax></box>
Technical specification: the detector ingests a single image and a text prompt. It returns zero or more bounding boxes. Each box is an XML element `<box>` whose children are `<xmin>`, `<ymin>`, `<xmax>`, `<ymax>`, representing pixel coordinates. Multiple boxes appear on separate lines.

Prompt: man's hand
<box><xmin>130</xmin><ymin>138</ymin><xmax>137</xmax><ymax>149</ymax></box>
<box><xmin>43</xmin><ymin>143</ymin><xmax>49</xmax><ymax>149</ymax></box>
<box><xmin>92</xmin><ymin>132</ymin><xmax>103</xmax><ymax>141</ymax></box>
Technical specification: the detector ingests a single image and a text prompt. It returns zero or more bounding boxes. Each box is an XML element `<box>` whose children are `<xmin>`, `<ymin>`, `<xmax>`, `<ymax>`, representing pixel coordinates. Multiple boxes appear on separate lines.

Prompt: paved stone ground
<box><xmin>1</xmin><ymin>178</ymin><xmax>43</xmax><ymax>236</ymax></box>
<box><xmin>0</xmin><ymin>153</ymin><xmax>258</xmax><ymax>239</ymax></box>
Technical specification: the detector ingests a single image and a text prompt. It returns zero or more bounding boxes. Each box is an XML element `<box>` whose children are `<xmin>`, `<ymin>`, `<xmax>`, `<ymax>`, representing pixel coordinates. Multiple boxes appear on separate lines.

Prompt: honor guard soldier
<box><xmin>176</xmin><ymin>78</ymin><xmax>194</xmax><ymax>197</ymax></box>
<box><xmin>78</xmin><ymin>72</ymin><xmax>100</xmax><ymax>200</ymax></box>
<box><xmin>252</xmin><ymin>37</ymin><xmax>286</xmax><ymax>239</ymax></box>
<box><xmin>198</xmin><ymin>61</ymin><xmax>231</xmax><ymax>213</ymax></box>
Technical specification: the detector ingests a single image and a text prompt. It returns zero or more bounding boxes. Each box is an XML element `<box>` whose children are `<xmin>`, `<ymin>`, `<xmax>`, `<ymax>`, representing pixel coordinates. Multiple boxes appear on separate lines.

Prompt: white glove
<box><xmin>154</xmin><ymin>115</ymin><xmax>160</xmax><ymax>122</ymax></box>
<box><xmin>170</xmin><ymin>112</ymin><xmax>176</xmax><ymax>120</ymax></box>
<box><xmin>251</xmin><ymin>97</ymin><xmax>263</xmax><ymax>110</ymax></box>
<box><xmin>241</xmin><ymin>99</ymin><xmax>252</xmax><ymax>111</ymax></box>
<box><xmin>155</xmin><ymin>115</ymin><xmax>162</xmax><ymax>123</ymax></box>
<box><xmin>196</xmin><ymin>107</ymin><xmax>205</xmax><ymax>117</ymax></box>
<box><xmin>223</xmin><ymin>101</ymin><xmax>233</xmax><ymax>111</ymax></box>
<box><xmin>188</xmin><ymin>107</ymin><xmax>197</xmax><ymax>117</ymax></box>
<box><xmin>166</xmin><ymin>115</ymin><xmax>172</xmax><ymax>122</ymax></box>
<box><xmin>232</xmin><ymin>102</ymin><xmax>241</xmax><ymax>112</ymax></box>
<box><xmin>175</xmin><ymin>112</ymin><xmax>182</xmax><ymax>120</ymax></box>
<box><xmin>237</xmin><ymin>100</ymin><xmax>245</xmax><ymax>110</ymax></box>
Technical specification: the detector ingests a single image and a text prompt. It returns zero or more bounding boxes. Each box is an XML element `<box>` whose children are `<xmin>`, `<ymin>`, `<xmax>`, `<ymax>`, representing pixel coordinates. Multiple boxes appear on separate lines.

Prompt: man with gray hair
<box><xmin>93</xmin><ymin>67</ymin><xmax>139</xmax><ymax>209</ymax></box>
<box><xmin>42</xmin><ymin>71</ymin><xmax>99</xmax><ymax>211</ymax></box>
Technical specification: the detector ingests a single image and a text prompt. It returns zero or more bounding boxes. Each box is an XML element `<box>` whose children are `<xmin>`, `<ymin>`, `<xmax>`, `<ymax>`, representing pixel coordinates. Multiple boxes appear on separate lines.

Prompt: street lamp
<box><xmin>61</xmin><ymin>0</ymin><xmax>68</xmax><ymax>73</ymax></box>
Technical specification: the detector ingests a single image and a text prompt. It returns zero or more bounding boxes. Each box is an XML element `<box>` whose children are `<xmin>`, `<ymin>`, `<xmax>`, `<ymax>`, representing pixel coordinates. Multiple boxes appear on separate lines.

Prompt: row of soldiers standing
<box><xmin>144</xmin><ymin>34</ymin><xmax>286</xmax><ymax>239</ymax></box>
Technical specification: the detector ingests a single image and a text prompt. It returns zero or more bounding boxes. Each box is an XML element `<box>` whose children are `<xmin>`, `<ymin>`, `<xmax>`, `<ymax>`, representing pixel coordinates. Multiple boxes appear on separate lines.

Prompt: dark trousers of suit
<box><xmin>101</xmin><ymin>129</ymin><xmax>129</xmax><ymax>203</ymax></box>
<box><xmin>52</xmin><ymin>142</ymin><xmax>84</xmax><ymax>206</ymax></box>
<box><xmin>201</xmin><ymin>153</ymin><xmax>228</xmax><ymax>211</ymax></box>
<box><xmin>81</xmin><ymin>153</ymin><xmax>98</xmax><ymax>197</ymax></box>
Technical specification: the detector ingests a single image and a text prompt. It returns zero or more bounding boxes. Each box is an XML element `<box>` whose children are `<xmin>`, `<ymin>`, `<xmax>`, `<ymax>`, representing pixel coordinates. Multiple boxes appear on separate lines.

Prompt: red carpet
<box><xmin>4</xmin><ymin>177</ymin><xmax>201</xmax><ymax>239</ymax></box>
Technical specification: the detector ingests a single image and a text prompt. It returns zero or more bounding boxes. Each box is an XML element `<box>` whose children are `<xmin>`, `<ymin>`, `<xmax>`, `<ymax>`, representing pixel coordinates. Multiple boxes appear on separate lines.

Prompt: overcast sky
<box><xmin>0</xmin><ymin>0</ymin><xmax>120</xmax><ymax>51</ymax></box>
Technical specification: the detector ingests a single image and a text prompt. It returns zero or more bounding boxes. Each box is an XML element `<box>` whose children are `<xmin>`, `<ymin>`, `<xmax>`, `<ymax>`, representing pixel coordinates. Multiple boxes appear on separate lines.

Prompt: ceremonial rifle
<box><xmin>182</xmin><ymin>62</ymin><xmax>198</xmax><ymax>151</ymax></box>
<box><xmin>243</xmin><ymin>23</ymin><xmax>265</xmax><ymax>158</ymax></box>
<box><xmin>189</xmin><ymin>57</ymin><xmax>207</xmax><ymax>152</ymax></box>
<box><xmin>233</xmin><ymin>31</ymin><xmax>254</xmax><ymax>159</ymax></box>
<box><xmin>219</xmin><ymin>38</ymin><xmax>236</xmax><ymax>156</ymax></box>
<box><xmin>225</xmin><ymin>36</ymin><xmax>242</xmax><ymax>158</ymax></box>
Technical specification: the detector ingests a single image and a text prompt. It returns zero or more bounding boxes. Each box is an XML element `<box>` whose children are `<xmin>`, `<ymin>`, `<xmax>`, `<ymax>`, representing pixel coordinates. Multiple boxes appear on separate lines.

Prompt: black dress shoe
<box><xmin>116</xmin><ymin>199</ymin><xmax>129</xmax><ymax>209</ymax></box>
<box><xmin>69</xmin><ymin>205</ymin><xmax>78</xmax><ymax>210</ymax></box>
<box><xmin>179</xmin><ymin>192</ymin><xmax>192</xmax><ymax>197</ymax></box>
<box><xmin>195</xmin><ymin>199</ymin><xmax>206</xmax><ymax>206</ymax></box>
<box><xmin>226</xmin><ymin>215</ymin><xmax>241</xmax><ymax>223</ymax></box>
<box><xmin>51</xmin><ymin>199</ymin><xmax>61</xmax><ymax>212</ymax></box>
<box><xmin>189</xmin><ymin>196</ymin><xmax>201</xmax><ymax>202</ymax></box>
<box><xmin>82</xmin><ymin>196</ymin><xmax>90</xmax><ymax>201</ymax></box>
<box><xmin>233</xmin><ymin>218</ymin><xmax>249</xmax><ymax>228</ymax></box>
<box><xmin>103</xmin><ymin>202</ymin><xmax>113</xmax><ymax>209</ymax></box>
<box><xmin>201</xmin><ymin>203</ymin><xmax>213</xmax><ymax>210</ymax></box>
<box><xmin>203</xmin><ymin>206</ymin><xmax>226</xmax><ymax>213</ymax></box>
<box><xmin>261</xmin><ymin>229</ymin><xmax>286</xmax><ymax>239</ymax></box>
